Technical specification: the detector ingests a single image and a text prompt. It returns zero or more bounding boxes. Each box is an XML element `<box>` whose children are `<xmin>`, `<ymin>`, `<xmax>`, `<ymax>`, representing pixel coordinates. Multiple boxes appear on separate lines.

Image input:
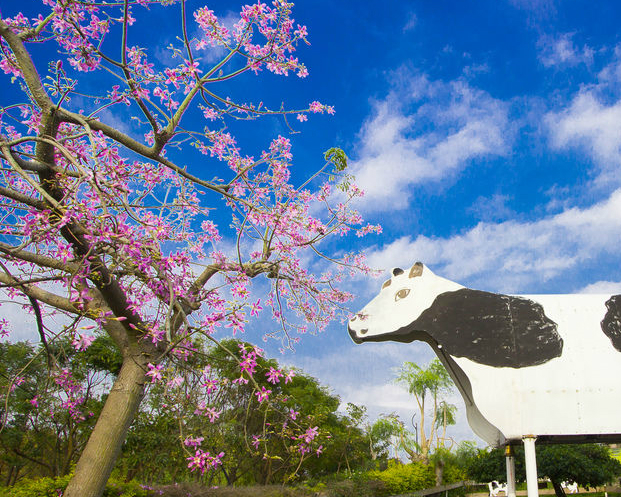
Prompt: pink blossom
<box><xmin>72</xmin><ymin>333</ymin><xmax>96</xmax><ymax>351</ymax></box>
<box><xmin>309</xmin><ymin>101</ymin><xmax>323</xmax><ymax>113</ymax></box>
<box><xmin>187</xmin><ymin>449</ymin><xmax>224</xmax><ymax>474</ymax></box>
<box><xmin>184</xmin><ymin>436</ymin><xmax>204</xmax><ymax>447</ymax></box>
<box><xmin>146</xmin><ymin>363</ymin><xmax>164</xmax><ymax>383</ymax></box>
<box><xmin>250</xmin><ymin>299</ymin><xmax>263</xmax><ymax>317</ymax></box>
<box><xmin>10</xmin><ymin>376</ymin><xmax>25</xmax><ymax>393</ymax></box>
<box><xmin>167</xmin><ymin>376</ymin><xmax>184</xmax><ymax>388</ymax></box>
<box><xmin>0</xmin><ymin>318</ymin><xmax>10</xmax><ymax>338</ymax></box>
<box><xmin>255</xmin><ymin>386</ymin><xmax>271</xmax><ymax>402</ymax></box>
<box><xmin>303</xmin><ymin>426</ymin><xmax>319</xmax><ymax>444</ymax></box>
<box><xmin>284</xmin><ymin>370</ymin><xmax>296</xmax><ymax>384</ymax></box>
<box><xmin>266</xmin><ymin>367</ymin><xmax>282</xmax><ymax>384</ymax></box>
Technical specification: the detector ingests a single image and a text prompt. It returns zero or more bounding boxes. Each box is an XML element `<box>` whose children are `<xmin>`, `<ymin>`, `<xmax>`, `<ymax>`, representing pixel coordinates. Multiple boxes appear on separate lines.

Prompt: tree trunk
<box><xmin>435</xmin><ymin>459</ymin><xmax>445</xmax><ymax>486</ymax></box>
<box><xmin>551</xmin><ymin>479</ymin><xmax>567</xmax><ymax>497</ymax></box>
<box><xmin>63</xmin><ymin>351</ymin><xmax>150</xmax><ymax>497</ymax></box>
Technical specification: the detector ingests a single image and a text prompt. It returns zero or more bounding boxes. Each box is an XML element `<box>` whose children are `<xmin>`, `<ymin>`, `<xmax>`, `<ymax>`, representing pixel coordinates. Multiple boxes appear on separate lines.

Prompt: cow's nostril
<box><xmin>360</xmin><ymin>329</ymin><xmax>368</xmax><ymax>335</ymax></box>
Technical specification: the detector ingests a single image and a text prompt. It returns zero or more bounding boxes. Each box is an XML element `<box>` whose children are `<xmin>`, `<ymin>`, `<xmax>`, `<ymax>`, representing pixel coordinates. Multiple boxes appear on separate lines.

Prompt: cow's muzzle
<box><xmin>348</xmin><ymin>323</ymin><xmax>366</xmax><ymax>344</ymax></box>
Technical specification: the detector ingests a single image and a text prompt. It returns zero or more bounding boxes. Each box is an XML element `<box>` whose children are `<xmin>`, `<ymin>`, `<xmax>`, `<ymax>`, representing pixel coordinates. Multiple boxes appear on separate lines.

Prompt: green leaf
<box><xmin>324</xmin><ymin>147</ymin><xmax>348</xmax><ymax>172</ymax></box>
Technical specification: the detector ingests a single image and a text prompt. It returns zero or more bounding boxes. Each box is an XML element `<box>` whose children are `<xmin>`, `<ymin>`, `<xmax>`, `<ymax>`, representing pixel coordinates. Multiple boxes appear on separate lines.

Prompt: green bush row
<box><xmin>1</xmin><ymin>474</ymin><xmax>151</xmax><ymax>497</ymax></box>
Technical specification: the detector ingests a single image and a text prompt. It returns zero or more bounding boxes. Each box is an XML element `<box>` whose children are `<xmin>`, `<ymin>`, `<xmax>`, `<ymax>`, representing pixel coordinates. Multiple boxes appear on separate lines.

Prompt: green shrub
<box><xmin>366</xmin><ymin>460</ymin><xmax>435</xmax><ymax>496</ymax></box>
<box><xmin>2</xmin><ymin>475</ymin><xmax>151</xmax><ymax>497</ymax></box>
<box><xmin>442</xmin><ymin>462</ymin><xmax>467</xmax><ymax>484</ymax></box>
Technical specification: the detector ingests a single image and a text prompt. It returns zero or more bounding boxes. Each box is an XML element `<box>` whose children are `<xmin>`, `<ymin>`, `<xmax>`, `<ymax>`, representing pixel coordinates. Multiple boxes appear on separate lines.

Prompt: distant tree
<box><xmin>395</xmin><ymin>359</ymin><xmax>454</xmax><ymax>460</ymax></box>
<box><xmin>435</xmin><ymin>401</ymin><xmax>457</xmax><ymax>449</ymax></box>
<box><xmin>538</xmin><ymin>444</ymin><xmax>621</xmax><ymax>497</ymax></box>
<box><xmin>367</xmin><ymin>414</ymin><xmax>402</xmax><ymax>463</ymax></box>
<box><xmin>0</xmin><ymin>340</ymin><xmax>116</xmax><ymax>484</ymax></box>
<box><xmin>466</xmin><ymin>444</ymin><xmax>621</xmax><ymax>497</ymax></box>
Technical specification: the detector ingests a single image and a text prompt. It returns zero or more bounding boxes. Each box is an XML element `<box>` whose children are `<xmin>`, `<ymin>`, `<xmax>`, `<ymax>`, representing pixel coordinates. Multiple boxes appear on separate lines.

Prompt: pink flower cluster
<box><xmin>186</xmin><ymin>449</ymin><xmax>224</xmax><ymax>475</ymax></box>
<box><xmin>52</xmin><ymin>369</ymin><xmax>90</xmax><ymax>422</ymax></box>
<box><xmin>72</xmin><ymin>333</ymin><xmax>95</xmax><ymax>352</ymax></box>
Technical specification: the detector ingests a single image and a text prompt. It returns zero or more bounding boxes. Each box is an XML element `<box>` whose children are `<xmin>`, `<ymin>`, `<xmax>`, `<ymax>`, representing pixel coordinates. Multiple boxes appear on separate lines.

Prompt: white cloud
<box><xmin>538</xmin><ymin>33</ymin><xmax>594</xmax><ymax>68</ymax></box>
<box><xmin>403</xmin><ymin>13</ymin><xmax>418</xmax><ymax>32</ymax></box>
<box><xmin>468</xmin><ymin>194</ymin><xmax>514</xmax><ymax>222</ymax></box>
<box><xmin>597</xmin><ymin>45</ymin><xmax>621</xmax><ymax>85</ymax></box>
<box><xmin>351</xmin><ymin>74</ymin><xmax>513</xmax><ymax>212</ymax></box>
<box><xmin>547</xmin><ymin>91</ymin><xmax>621</xmax><ymax>177</ymax></box>
<box><xmin>364</xmin><ymin>188</ymin><xmax>621</xmax><ymax>293</ymax></box>
<box><xmin>545</xmin><ymin>52</ymin><xmax>621</xmax><ymax>188</ymax></box>
<box><xmin>507</xmin><ymin>0</ymin><xmax>558</xmax><ymax>21</ymax></box>
<box><xmin>508</xmin><ymin>0</ymin><xmax>555</xmax><ymax>10</ymax></box>
<box><xmin>286</xmin><ymin>340</ymin><xmax>480</xmax><ymax>444</ymax></box>
<box><xmin>579</xmin><ymin>280</ymin><xmax>621</xmax><ymax>294</ymax></box>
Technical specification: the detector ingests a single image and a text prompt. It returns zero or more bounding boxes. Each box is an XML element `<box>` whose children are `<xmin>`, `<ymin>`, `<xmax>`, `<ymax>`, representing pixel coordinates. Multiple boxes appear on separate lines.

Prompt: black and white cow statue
<box><xmin>348</xmin><ymin>262</ymin><xmax>621</xmax><ymax>447</ymax></box>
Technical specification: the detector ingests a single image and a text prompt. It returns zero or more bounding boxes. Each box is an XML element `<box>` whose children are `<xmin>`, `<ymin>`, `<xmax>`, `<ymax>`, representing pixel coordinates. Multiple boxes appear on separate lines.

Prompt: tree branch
<box><xmin>0</xmin><ymin>19</ymin><xmax>53</xmax><ymax>111</ymax></box>
<box><xmin>0</xmin><ymin>242</ymin><xmax>80</xmax><ymax>273</ymax></box>
<box><xmin>0</xmin><ymin>270</ymin><xmax>79</xmax><ymax>314</ymax></box>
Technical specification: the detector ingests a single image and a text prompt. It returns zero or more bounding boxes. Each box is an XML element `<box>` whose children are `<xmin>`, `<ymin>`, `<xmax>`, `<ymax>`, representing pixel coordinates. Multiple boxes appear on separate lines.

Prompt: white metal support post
<box><xmin>505</xmin><ymin>445</ymin><xmax>517</xmax><ymax>497</ymax></box>
<box><xmin>523</xmin><ymin>436</ymin><xmax>539</xmax><ymax>497</ymax></box>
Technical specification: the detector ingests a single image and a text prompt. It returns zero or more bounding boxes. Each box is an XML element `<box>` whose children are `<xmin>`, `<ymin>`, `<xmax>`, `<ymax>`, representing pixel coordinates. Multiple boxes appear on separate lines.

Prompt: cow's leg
<box><xmin>505</xmin><ymin>445</ymin><xmax>517</xmax><ymax>497</ymax></box>
<box><xmin>523</xmin><ymin>436</ymin><xmax>539</xmax><ymax>497</ymax></box>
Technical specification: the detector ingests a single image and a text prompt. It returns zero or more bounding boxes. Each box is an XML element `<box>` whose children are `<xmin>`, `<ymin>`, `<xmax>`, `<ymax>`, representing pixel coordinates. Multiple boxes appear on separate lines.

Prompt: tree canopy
<box><xmin>466</xmin><ymin>444</ymin><xmax>621</xmax><ymax>497</ymax></box>
<box><xmin>395</xmin><ymin>359</ymin><xmax>456</xmax><ymax>461</ymax></box>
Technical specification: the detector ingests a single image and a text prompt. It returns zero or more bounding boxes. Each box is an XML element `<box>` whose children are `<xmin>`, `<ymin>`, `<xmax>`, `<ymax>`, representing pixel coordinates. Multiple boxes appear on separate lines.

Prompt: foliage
<box><xmin>394</xmin><ymin>358</ymin><xmax>456</xmax><ymax>461</ymax></box>
<box><xmin>0</xmin><ymin>1</ymin><xmax>381</xmax><ymax>495</ymax></box>
<box><xmin>429</xmin><ymin>446</ymin><xmax>468</xmax><ymax>485</ymax></box>
<box><xmin>367</xmin><ymin>460</ymin><xmax>435</xmax><ymax>496</ymax></box>
<box><xmin>466</xmin><ymin>444</ymin><xmax>621</xmax><ymax>497</ymax></box>
<box><xmin>117</xmin><ymin>339</ymin><xmax>382</xmax><ymax>486</ymax></box>
<box><xmin>1</xmin><ymin>474</ymin><xmax>150</xmax><ymax>497</ymax></box>
<box><xmin>0</xmin><ymin>339</ymin><xmax>385</xmax><ymax>487</ymax></box>
<box><xmin>0</xmin><ymin>341</ymin><xmax>112</xmax><ymax>483</ymax></box>
<box><xmin>367</xmin><ymin>415</ymin><xmax>401</xmax><ymax>462</ymax></box>
<box><xmin>537</xmin><ymin>444</ymin><xmax>621</xmax><ymax>496</ymax></box>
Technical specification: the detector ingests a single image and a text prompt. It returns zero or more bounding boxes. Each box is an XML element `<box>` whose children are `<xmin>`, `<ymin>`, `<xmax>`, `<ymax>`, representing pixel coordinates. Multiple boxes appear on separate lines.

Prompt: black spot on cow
<box><xmin>601</xmin><ymin>295</ymin><xmax>621</xmax><ymax>352</ymax></box>
<box><xmin>408</xmin><ymin>289</ymin><xmax>563</xmax><ymax>368</ymax></box>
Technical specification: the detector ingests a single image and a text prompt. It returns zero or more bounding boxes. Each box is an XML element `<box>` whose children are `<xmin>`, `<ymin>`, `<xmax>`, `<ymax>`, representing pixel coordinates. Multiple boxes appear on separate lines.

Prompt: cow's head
<box><xmin>348</xmin><ymin>262</ymin><xmax>460</xmax><ymax>344</ymax></box>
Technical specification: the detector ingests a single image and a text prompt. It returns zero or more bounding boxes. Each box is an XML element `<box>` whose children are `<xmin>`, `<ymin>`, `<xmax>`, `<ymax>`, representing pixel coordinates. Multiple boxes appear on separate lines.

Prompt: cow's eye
<box><xmin>395</xmin><ymin>288</ymin><xmax>410</xmax><ymax>301</ymax></box>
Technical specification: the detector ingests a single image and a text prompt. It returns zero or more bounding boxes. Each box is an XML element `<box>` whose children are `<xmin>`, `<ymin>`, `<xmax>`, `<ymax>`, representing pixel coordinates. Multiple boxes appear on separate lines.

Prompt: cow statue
<box><xmin>348</xmin><ymin>262</ymin><xmax>621</xmax><ymax>448</ymax></box>
<box><xmin>561</xmin><ymin>481</ymin><xmax>578</xmax><ymax>494</ymax></box>
<box><xmin>489</xmin><ymin>481</ymin><xmax>509</xmax><ymax>497</ymax></box>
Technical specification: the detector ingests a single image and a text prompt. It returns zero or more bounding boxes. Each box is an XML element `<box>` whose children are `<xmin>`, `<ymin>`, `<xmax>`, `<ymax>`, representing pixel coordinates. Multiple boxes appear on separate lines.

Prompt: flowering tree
<box><xmin>0</xmin><ymin>1</ymin><xmax>380</xmax><ymax>496</ymax></box>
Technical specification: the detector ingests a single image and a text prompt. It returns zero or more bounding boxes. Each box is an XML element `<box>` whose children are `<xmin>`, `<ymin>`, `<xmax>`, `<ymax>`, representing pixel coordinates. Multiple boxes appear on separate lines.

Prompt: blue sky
<box><xmin>4</xmin><ymin>0</ymin><xmax>621</xmax><ymax>446</ymax></box>
<box><xmin>264</xmin><ymin>0</ymin><xmax>621</xmax><ymax>444</ymax></box>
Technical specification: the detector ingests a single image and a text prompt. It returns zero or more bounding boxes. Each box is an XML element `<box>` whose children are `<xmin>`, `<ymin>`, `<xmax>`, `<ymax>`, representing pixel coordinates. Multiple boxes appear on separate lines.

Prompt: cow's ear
<box><xmin>382</xmin><ymin>279</ymin><xmax>392</xmax><ymax>289</ymax></box>
<box><xmin>409</xmin><ymin>262</ymin><xmax>424</xmax><ymax>278</ymax></box>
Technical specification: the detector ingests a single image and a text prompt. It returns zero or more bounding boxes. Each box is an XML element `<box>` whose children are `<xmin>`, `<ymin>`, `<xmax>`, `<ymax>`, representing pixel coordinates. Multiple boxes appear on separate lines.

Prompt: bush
<box><xmin>367</xmin><ymin>461</ymin><xmax>435</xmax><ymax>496</ymax></box>
<box><xmin>2</xmin><ymin>475</ymin><xmax>151</xmax><ymax>497</ymax></box>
